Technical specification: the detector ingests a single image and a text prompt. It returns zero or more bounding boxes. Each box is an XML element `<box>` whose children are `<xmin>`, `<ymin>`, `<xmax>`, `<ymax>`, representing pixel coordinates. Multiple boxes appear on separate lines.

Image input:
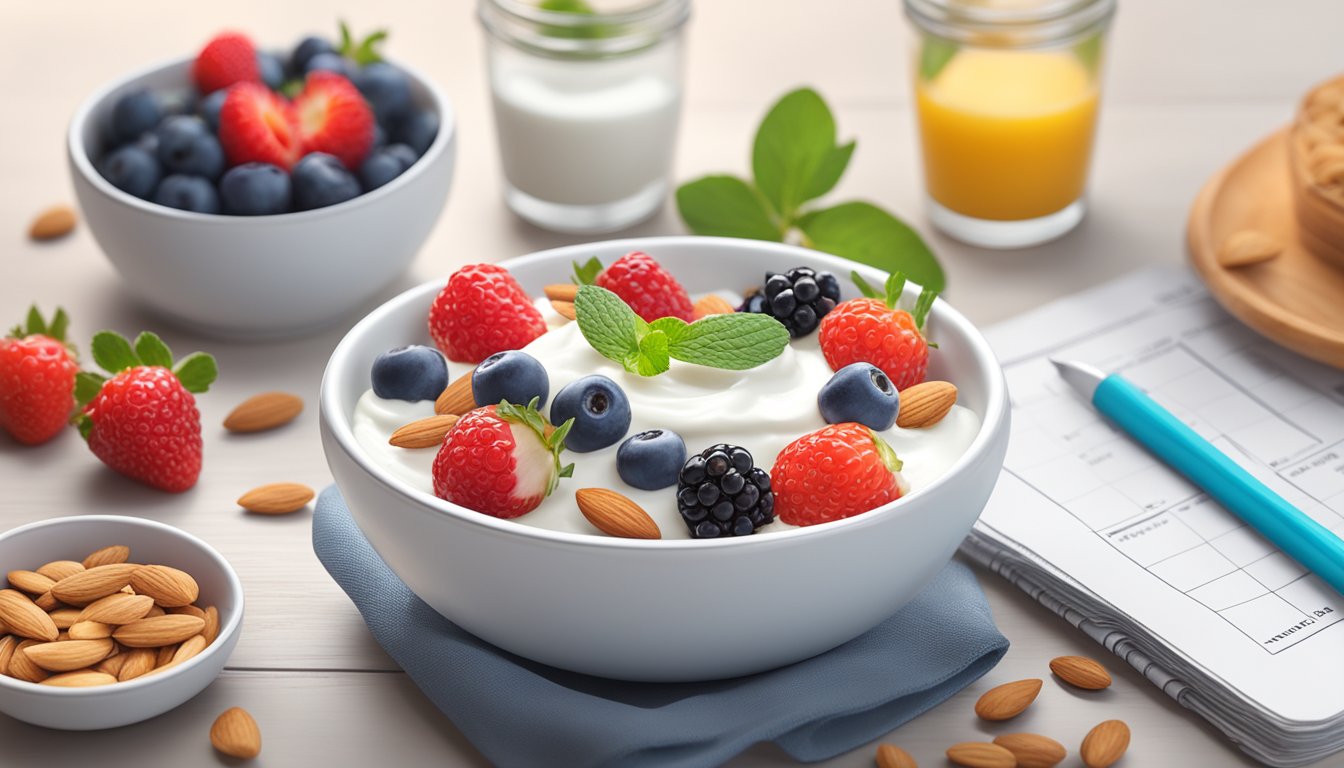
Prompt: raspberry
<box><xmin>676</xmin><ymin>444</ymin><xmax>774</xmax><ymax>538</ymax></box>
<box><xmin>428</xmin><ymin>264</ymin><xmax>547</xmax><ymax>364</ymax></box>
<box><xmin>742</xmin><ymin>266</ymin><xmax>841</xmax><ymax>337</ymax></box>
<box><xmin>582</xmin><ymin>251</ymin><xmax>694</xmax><ymax>323</ymax></box>
<box><xmin>192</xmin><ymin>32</ymin><xmax>261</xmax><ymax>95</ymax></box>
<box><xmin>772</xmin><ymin>423</ymin><xmax>904</xmax><ymax>527</ymax></box>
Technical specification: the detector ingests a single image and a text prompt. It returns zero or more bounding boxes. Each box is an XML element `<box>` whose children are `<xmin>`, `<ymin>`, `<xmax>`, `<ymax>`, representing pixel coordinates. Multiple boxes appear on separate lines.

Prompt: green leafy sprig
<box><xmin>851</xmin><ymin>270</ymin><xmax>939</xmax><ymax>346</ymax></box>
<box><xmin>73</xmin><ymin>331</ymin><xmax>218</xmax><ymax>438</ymax></box>
<box><xmin>676</xmin><ymin>88</ymin><xmax>945</xmax><ymax>293</ymax></box>
<box><xmin>496</xmin><ymin>397</ymin><xmax>575</xmax><ymax>496</ymax></box>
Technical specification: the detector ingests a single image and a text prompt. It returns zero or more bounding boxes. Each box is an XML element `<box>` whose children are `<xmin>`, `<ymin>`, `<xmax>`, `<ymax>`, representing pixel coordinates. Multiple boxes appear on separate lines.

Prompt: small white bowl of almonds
<box><xmin>0</xmin><ymin>515</ymin><xmax>243</xmax><ymax>730</ymax></box>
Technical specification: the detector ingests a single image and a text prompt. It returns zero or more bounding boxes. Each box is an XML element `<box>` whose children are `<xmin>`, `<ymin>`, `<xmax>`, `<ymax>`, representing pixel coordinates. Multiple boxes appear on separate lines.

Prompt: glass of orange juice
<box><xmin>905</xmin><ymin>0</ymin><xmax>1115</xmax><ymax>248</ymax></box>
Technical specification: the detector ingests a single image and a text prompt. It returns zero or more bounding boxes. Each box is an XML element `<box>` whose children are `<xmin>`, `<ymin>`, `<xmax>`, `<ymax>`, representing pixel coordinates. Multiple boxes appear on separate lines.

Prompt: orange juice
<box><xmin>915</xmin><ymin>48</ymin><xmax>1099</xmax><ymax>221</ymax></box>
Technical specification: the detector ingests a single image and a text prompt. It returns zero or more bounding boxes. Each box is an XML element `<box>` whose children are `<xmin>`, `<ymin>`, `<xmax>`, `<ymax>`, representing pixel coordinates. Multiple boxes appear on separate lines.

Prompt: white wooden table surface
<box><xmin>3</xmin><ymin>1</ymin><xmax>1342</xmax><ymax>765</ymax></box>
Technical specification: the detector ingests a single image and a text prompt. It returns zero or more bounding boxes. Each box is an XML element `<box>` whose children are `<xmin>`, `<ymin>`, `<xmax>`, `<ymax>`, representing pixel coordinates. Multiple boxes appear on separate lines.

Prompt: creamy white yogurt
<box><xmin>352</xmin><ymin>321</ymin><xmax>981</xmax><ymax>539</ymax></box>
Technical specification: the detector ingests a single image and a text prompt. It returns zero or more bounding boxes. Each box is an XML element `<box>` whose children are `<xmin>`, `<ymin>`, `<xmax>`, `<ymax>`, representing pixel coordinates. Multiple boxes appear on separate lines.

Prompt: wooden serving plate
<box><xmin>1187</xmin><ymin>126</ymin><xmax>1344</xmax><ymax>369</ymax></box>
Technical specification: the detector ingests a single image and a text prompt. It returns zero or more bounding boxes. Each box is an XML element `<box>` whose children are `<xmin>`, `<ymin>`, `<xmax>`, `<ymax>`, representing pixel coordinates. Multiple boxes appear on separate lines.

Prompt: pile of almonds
<box><xmin>1297</xmin><ymin>76</ymin><xmax>1344</xmax><ymax>195</ymax></box>
<box><xmin>875</xmin><ymin>654</ymin><xmax>1131</xmax><ymax>768</ymax></box>
<box><xmin>0</xmin><ymin>545</ymin><xmax>219</xmax><ymax>687</ymax></box>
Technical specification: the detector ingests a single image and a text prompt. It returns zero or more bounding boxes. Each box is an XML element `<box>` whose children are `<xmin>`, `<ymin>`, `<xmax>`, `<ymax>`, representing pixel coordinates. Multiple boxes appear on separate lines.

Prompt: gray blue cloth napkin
<box><xmin>312</xmin><ymin>486</ymin><xmax>1008</xmax><ymax>768</ymax></box>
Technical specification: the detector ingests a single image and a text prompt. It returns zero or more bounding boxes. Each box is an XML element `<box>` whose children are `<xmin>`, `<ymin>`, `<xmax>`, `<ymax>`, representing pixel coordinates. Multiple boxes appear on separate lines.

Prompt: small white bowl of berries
<box><xmin>67</xmin><ymin>24</ymin><xmax>456</xmax><ymax>339</ymax></box>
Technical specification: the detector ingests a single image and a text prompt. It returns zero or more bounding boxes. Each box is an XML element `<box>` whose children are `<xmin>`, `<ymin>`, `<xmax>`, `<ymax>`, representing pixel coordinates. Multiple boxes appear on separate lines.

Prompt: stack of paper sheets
<box><xmin>965</xmin><ymin>267</ymin><xmax>1344</xmax><ymax>767</ymax></box>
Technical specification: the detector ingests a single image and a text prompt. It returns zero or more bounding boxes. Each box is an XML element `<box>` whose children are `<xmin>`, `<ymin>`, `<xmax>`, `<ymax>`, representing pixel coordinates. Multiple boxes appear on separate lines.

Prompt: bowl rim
<box><xmin>320</xmin><ymin>236</ymin><xmax>1009</xmax><ymax>551</ymax></box>
<box><xmin>67</xmin><ymin>51</ymin><xmax>455</xmax><ymax>225</ymax></box>
<box><xmin>0</xmin><ymin>514</ymin><xmax>244</xmax><ymax>697</ymax></box>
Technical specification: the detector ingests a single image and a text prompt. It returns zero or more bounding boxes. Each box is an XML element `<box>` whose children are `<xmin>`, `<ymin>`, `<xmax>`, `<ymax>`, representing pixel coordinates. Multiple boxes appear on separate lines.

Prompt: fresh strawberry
<box><xmin>291</xmin><ymin>72</ymin><xmax>375</xmax><ymax>170</ymax></box>
<box><xmin>573</xmin><ymin>252</ymin><xmax>695</xmax><ymax>323</ymax></box>
<box><xmin>0</xmin><ymin>307</ymin><xmax>78</xmax><ymax>445</ymax></box>
<box><xmin>192</xmin><ymin>32</ymin><xmax>261</xmax><ymax>94</ymax></box>
<box><xmin>218</xmin><ymin>82</ymin><xmax>303</xmax><ymax>169</ymax></box>
<box><xmin>772</xmin><ymin>423</ymin><xmax>904</xmax><ymax>526</ymax></box>
<box><xmin>428</xmin><ymin>264</ymin><xmax>547</xmax><ymax>364</ymax></box>
<box><xmin>74</xmin><ymin>331</ymin><xmax>217</xmax><ymax>493</ymax></box>
<box><xmin>817</xmin><ymin>272</ymin><xmax>937</xmax><ymax>391</ymax></box>
<box><xmin>432</xmin><ymin>398</ymin><xmax>573</xmax><ymax>519</ymax></box>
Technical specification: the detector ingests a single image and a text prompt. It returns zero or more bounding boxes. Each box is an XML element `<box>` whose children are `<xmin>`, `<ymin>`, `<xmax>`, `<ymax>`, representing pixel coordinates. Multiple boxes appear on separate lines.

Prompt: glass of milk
<box><xmin>478</xmin><ymin>0</ymin><xmax>690</xmax><ymax>233</ymax></box>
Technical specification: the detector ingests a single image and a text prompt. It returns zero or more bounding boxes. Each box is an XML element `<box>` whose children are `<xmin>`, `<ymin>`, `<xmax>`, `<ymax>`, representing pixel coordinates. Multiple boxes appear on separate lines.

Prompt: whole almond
<box><xmin>95</xmin><ymin>653</ymin><xmax>125</xmax><ymax>676</ymax></box>
<box><xmin>551</xmin><ymin>300</ymin><xmax>577</xmax><ymax>321</ymax></box>
<box><xmin>974</xmin><ymin>678</ymin><xmax>1042</xmax><ymax>721</ymax></box>
<box><xmin>1081</xmin><ymin>720</ymin><xmax>1130</xmax><ymax>768</ymax></box>
<box><xmin>51</xmin><ymin>563</ymin><xmax>139</xmax><ymax>606</ymax></box>
<box><xmin>156</xmin><ymin>643</ymin><xmax>179</xmax><ymax>667</ymax></box>
<box><xmin>946</xmin><ymin>742</ymin><xmax>1016</xmax><ymax>768</ymax></box>
<box><xmin>6</xmin><ymin>570</ymin><xmax>55</xmax><ymax>596</ymax></box>
<box><xmin>994</xmin><ymin>733</ymin><xmax>1067</xmax><ymax>768</ymax></box>
<box><xmin>211</xmin><ymin>706</ymin><xmax>262</xmax><ymax>759</ymax></box>
<box><xmin>113</xmin><ymin>614</ymin><xmax>206</xmax><ymax>648</ymax></box>
<box><xmin>69</xmin><ymin>621</ymin><xmax>115</xmax><ymax>640</ymax></box>
<box><xmin>37</xmin><ymin>560</ymin><xmax>86</xmax><ymax>581</ymax></box>
<box><xmin>0</xmin><ymin>634</ymin><xmax>18</xmax><ymax>673</ymax></box>
<box><xmin>172</xmin><ymin>634</ymin><xmax>208</xmax><ymax>665</ymax></box>
<box><xmin>82</xmin><ymin>545</ymin><xmax>130</xmax><ymax>569</ymax></box>
<box><xmin>1313</xmin><ymin>158</ymin><xmax>1344</xmax><ymax>186</ymax></box>
<box><xmin>48</xmin><ymin>608</ymin><xmax>82</xmax><ymax>629</ymax></box>
<box><xmin>29</xmin><ymin>204</ymin><xmax>77</xmax><ymax>241</ymax></box>
<box><xmin>78</xmin><ymin>593</ymin><xmax>155</xmax><ymax>625</ymax></box>
<box><xmin>1050</xmin><ymin>655</ymin><xmax>1112</xmax><ymax>690</ymax></box>
<box><xmin>223</xmin><ymin>392</ymin><xmax>304</xmax><ymax>433</ymax></box>
<box><xmin>34</xmin><ymin>591</ymin><xmax>60</xmax><ymax>611</ymax></box>
<box><xmin>0</xmin><ymin>589</ymin><xmax>59</xmax><ymax>641</ymax></box>
<box><xmin>8</xmin><ymin>640</ymin><xmax>47</xmax><ymax>682</ymax></box>
<box><xmin>169</xmin><ymin>604</ymin><xmax>207</xmax><ymax>620</ymax></box>
<box><xmin>203</xmin><ymin>605</ymin><xmax>220</xmax><ymax>644</ymax></box>
<box><xmin>875</xmin><ymin>743</ymin><xmax>918</xmax><ymax>768</ymax></box>
<box><xmin>897</xmin><ymin>381</ymin><xmax>958</xmax><ymax>429</ymax></box>
<box><xmin>1217</xmin><ymin>230</ymin><xmax>1282</xmax><ymax>268</ymax></box>
<box><xmin>389</xmin><ymin>414</ymin><xmax>460</xmax><ymax>449</ymax></box>
<box><xmin>146</xmin><ymin>605</ymin><xmax>166</xmax><ymax>618</ymax></box>
<box><xmin>544</xmin><ymin>283</ymin><xmax>579</xmax><ymax>302</ymax></box>
<box><xmin>576</xmin><ymin>488</ymin><xmax>661</xmax><ymax>539</ymax></box>
<box><xmin>23</xmin><ymin>639</ymin><xmax>114</xmax><ymax>672</ymax></box>
<box><xmin>237</xmin><ymin>482</ymin><xmax>315</xmax><ymax>515</ymax></box>
<box><xmin>41</xmin><ymin>669</ymin><xmax>118</xmax><ymax>687</ymax></box>
<box><xmin>435</xmin><ymin>370</ymin><xmax>477</xmax><ymax>415</ymax></box>
<box><xmin>693</xmin><ymin>294</ymin><xmax>736</xmax><ymax>318</ymax></box>
<box><xmin>117</xmin><ymin>647</ymin><xmax>156</xmax><ymax>681</ymax></box>
<box><xmin>131</xmin><ymin>565</ymin><xmax>200</xmax><ymax>607</ymax></box>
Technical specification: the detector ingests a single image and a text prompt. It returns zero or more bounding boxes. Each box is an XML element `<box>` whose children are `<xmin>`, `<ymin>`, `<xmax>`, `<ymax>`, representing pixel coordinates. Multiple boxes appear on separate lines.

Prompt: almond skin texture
<box><xmin>875</xmin><ymin>743</ymin><xmax>918</xmax><ymax>768</ymax></box>
<box><xmin>0</xmin><ymin>634</ymin><xmax>18</xmax><ymax>673</ymax></box>
<box><xmin>974</xmin><ymin>678</ymin><xmax>1043</xmax><ymax>721</ymax></box>
<box><xmin>0</xmin><ymin>589</ymin><xmax>59</xmax><ymax>641</ymax></box>
<box><xmin>23</xmin><ymin>639</ymin><xmax>114</xmax><ymax>672</ymax></box>
<box><xmin>68</xmin><ymin>621</ymin><xmax>115</xmax><ymax>640</ymax></box>
<box><xmin>29</xmin><ymin>204</ymin><xmax>77</xmax><ymax>241</ymax></box>
<box><xmin>1217</xmin><ymin>229</ymin><xmax>1282</xmax><ymax>268</ymax></box>
<box><xmin>33</xmin><ymin>592</ymin><xmax>60</xmax><ymax>611</ymax></box>
<box><xmin>389</xmin><ymin>414</ymin><xmax>460</xmax><ymax>449</ymax></box>
<box><xmin>994</xmin><ymin>733</ymin><xmax>1068</xmax><ymax>768</ymax></box>
<box><xmin>82</xmin><ymin>545</ymin><xmax>130</xmax><ymax>569</ymax></box>
<box><xmin>946</xmin><ymin>742</ymin><xmax>1016</xmax><ymax>768</ymax></box>
<box><xmin>211</xmin><ymin>707</ymin><xmax>262</xmax><ymax>759</ymax></box>
<box><xmin>48</xmin><ymin>608</ymin><xmax>81</xmax><ymax>629</ymax></box>
<box><xmin>576</xmin><ymin>488</ymin><xmax>661</xmax><ymax>539</ymax></box>
<box><xmin>1081</xmin><ymin>720</ymin><xmax>1130</xmax><ymax>768</ymax></box>
<box><xmin>435</xmin><ymin>371</ymin><xmax>477</xmax><ymax>415</ymax></box>
<box><xmin>237</xmin><ymin>483</ymin><xmax>316</xmax><ymax>515</ymax></box>
<box><xmin>113</xmin><ymin>614</ymin><xmax>206</xmax><ymax>648</ymax></box>
<box><xmin>203</xmin><ymin>605</ymin><xmax>220</xmax><ymax>644</ymax></box>
<box><xmin>551</xmin><ymin>300</ymin><xmax>577</xmax><ymax>320</ymax></box>
<box><xmin>96</xmin><ymin>651</ymin><xmax>126</xmax><ymax>676</ymax></box>
<box><xmin>7</xmin><ymin>570</ymin><xmax>55</xmax><ymax>595</ymax></box>
<box><xmin>117</xmin><ymin>647</ymin><xmax>157</xmax><ymax>681</ymax></box>
<box><xmin>41</xmin><ymin>670</ymin><xmax>117</xmax><ymax>687</ymax></box>
<box><xmin>1050</xmin><ymin>655</ymin><xmax>1112</xmax><ymax>690</ymax></box>
<box><xmin>37</xmin><ymin>560</ymin><xmax>86</xmax><ymax>581</ymax></box>
<box><xmin>8</xmin><ymin>640</ymin><xmax>48</xmax><ymax>682</ymax></box>
<box><xmin>223</xmin><ymin>391</ymin><xmax>304</xmax><ymax>433</ymax></box>
<box><xmin>130</xmin><ymin>565</ymin><xmax>200</xmax><ymax>607</ymax></box>
<box><xmin>169</xmin><ymin>604</ymin><xmax>206</xmax><ymax>620</ymax></box>
<box><xmin>172</xmin><ymin>634</ymin><xmax>209</xmax><ymax>665</ymax></box>
<box><xmin>544</xmin><ymin>283</ymin><xmax>579</xmax><ymax>302</ymax></box>
<box><xmin>51</xmin><ymin>563</ymin><xmax>139</xmax><ymax>606</ymax></box>
<box><xmin>896</xmin><ymin>381</ymin><xmax>958</xmax><ymax>429</ymax></box>
<box><xmin>693</xmin><ymin>294</ymin><xmax>736</xmax><ymax>319</ymax></box>
<box><xmin>77</xmin><ymin>593</ymin><xmax>155</xmax><ymax>625</ymax></box>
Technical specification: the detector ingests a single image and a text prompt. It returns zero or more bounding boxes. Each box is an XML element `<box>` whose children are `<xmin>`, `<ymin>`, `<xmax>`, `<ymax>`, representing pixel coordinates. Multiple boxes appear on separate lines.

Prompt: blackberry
<box><xmin>676</xmin><ymin>443</ymin><xmax>775</xmax><ymax>538</ymax></box>
<box><xmin>740</xmin><ymin>266</ymin><xmax>841</xmax><ymax>337</ymax></box>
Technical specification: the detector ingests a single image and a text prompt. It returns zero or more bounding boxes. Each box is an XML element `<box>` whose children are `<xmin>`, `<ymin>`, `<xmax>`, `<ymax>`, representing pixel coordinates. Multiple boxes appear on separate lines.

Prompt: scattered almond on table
<box><xmin>1081</xmin><ymin>719</ymin><xmax>1131</xmax><ymax>768</ymax></box>
<box><xmin>1049</xmin><ymin>655</ymin><xmax>1112</xmax><ymax>690</ymax></box>
<box><xmin>237</xmin><ymin>482</ymin><xmax>315</xmax><ymax>515</ymax></box>
<box><xmin>874</xmin><ymin>743</ymin><xmax>917</xmax><ymax>768</ymax></box>
<box><xmin>1217</xmin><ymin>229</ymin><xmax>1282</xmax><ymax>268</ymax></box>
<box><xmin>946</xmin><ymin>741</ymin><xmax>1016</xmax><ymax>768</ymax></box>
<box><xmin>974</xmin><ymin>678</ymin><xmax>1042</xmax><ymax>721</ymax></box>
<box><xmin>896</xmin><ymin>381</ymin><xmax>958</xmax><ymax>429</ymax></box>
<box><xmin>28</xmin><ymin>204</ymin><xmax>78</xmax><ymax>241</ymax></box>
<box><xmin>210</xmin><ymin>706</ymin><xmax>262</xmax><ymax>760</ymax></box>
<box><xmin>993</xmin><ymin>732</ymin><xmax>1067</xmax><ymax>768</ymax></box>
<box><xmin>223</xmin><ymin>391</ymin><xmax>304</xmax><ymax>433</ymax></box>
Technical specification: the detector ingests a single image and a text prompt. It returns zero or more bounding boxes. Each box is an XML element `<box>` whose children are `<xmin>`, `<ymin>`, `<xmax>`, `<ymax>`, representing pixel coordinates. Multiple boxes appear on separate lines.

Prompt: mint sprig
<box><xmin>676</xmin><ymin>87</ymin><xmax>945</xmax><ymax>293</ymax></box>
<box><xmin>574</xmin><ymin>286</ymin><xmax>789</xmax><ymax>376</ymax></box>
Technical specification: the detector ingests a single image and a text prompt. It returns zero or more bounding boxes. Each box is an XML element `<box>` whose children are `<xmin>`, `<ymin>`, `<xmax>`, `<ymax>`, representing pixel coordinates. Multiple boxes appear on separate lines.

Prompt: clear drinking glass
<box><xmin>904</xmin><ymin>0</ymin><xmax>1115</xmax><ymax>248</ymax></box>
<box><xmin>478</xmin><ymin>0</ymin><xmax>691</xmax><ymax>234</ymax></box>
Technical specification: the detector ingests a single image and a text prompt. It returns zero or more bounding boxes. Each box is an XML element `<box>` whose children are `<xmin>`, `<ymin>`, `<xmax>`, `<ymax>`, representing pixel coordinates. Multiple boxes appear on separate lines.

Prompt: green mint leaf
<box><xmin>803</xmin><ymin>140</ymin><xmax>856</xmax><ymax>202</ymax></box>
<box><xmin>919</xmin><ymin>36</ymin><xmax>959</xmax><ymax>80</ymax></box>
<box><xmin>798</xmin><ymin>201</ymin><xmax>945</xmax><ymax>293</ymax></box>
<box><xmin>851</xmin><ymin>270</ymin><xmax>881</xmax><ymax>299</ymax></box>
<box><xmin>669</xmin><ymin>313</ymin><xmax>789</xmax><ymax>370</ymax></box>
<box><xmin>572</xmin><ymin>257</ymin><xmax>603</xmax><ymax>285</ymax></box>
<box><xmin>648</xmin><ymin>316</ymin><xmax>689</xmax><ymax>344</ymax></box>
<box><xmin>675</xmin><ymin>175</ymin><xmax>782</xmax><ymax>241</ymax></box>
<box><xmin>574</xmin><ymin>285</ymin><xmax>640</xmax><ymax>367</ymax></box>
<box><xmin>74</xmin><ymin>372</ymin><xmax>106</xmax><ymax>411</ymax></box>
<box><xmin>91</xmin><ymin>331</ymin><xmax>140</xmax><ymax>374</ymax></box>
<box><xmin>636</xmin><ymin>329</ymin><xmax>671</xmax><ymax>376</ymax></box>
<box><xmin>752</xmin><ymin>88</ymin><xmax>838</xmax><ymax>219</ymax></box>
<box><xmin>48</xmin><ymin>308</ymin><xmax>69</xmax><ymax>344</ymax></box>
<box><xmin>134</xmin><ymin>332</ymin><xmax>173</xmax><ymax>369</ymax></box>
<box><xmin>173</xmin><ymin>352</ymin><xmax>218</xmax><ymax>394</ymax></box>
<box><xmin>884</xmin><ymin>272</ymin><xmax>908</xmax><ymax>310</ymax></box>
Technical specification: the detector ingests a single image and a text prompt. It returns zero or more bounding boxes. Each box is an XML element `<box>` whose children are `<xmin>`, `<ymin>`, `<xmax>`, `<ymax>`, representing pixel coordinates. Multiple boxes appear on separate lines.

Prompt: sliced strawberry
<box><xmin>218</xmin><ymin>83</ymin><xmax>303</xmax><ymax>170</ymax></box>
<box><xmin>292</xmin><ymin>72</ymin><xmax>375</xmax><ymax>170</ymax></box>
<box><xmin>193</xmin><ymin>32</ymin><xmax>261</xmax><ymax>94</ymax></box>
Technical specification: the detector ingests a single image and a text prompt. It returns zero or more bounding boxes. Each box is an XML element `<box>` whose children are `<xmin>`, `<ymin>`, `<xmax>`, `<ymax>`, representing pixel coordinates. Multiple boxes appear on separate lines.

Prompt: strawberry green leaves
<box><xmin>574</xmin><ymin>286</ymin><xmax>788</xmax><ymax>376</ymax></box>
<box><xmin>78</xmin><ymin>331</ymin><xmax>218</xmax><ymax>411</ymax></box>
<box><xmin>10</xmin><ymin>305</ymin><xmax>71</xmax><ymax>344</ymax></box>
<box><xmin>496</xmin><ymin>397</ymin><xmax>575</xmax><ymax>496</ymax></box>
<box><xmin>851</xmin><ymin>270</ymin><xmax>939</xmax><ymax>338</ymax></box>
<box><xmin>337</xmin><ymin>21</ymin><xmax>388</xmax><ymax>66</ymax></box>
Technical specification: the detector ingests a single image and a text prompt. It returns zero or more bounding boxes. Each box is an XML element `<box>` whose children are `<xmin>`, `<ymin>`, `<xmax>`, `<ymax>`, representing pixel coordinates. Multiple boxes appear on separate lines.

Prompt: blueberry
<box><xmin>817</xmin><ymin>363</ymin><xmax>900</xmax><ymax>431</ymax></box>
<box><xmin>358</xmin><ymin>144</ymin><xmax>417</xmax><ymax>191</ymax></box>
<box><xmin>100</xmin><ymin>145</ymin><xmax>162</xmax><ymax>199</ymax></box>
<box><xmin>371</xmin><ymin>345</ymin><xmax>448</xmax><ymax>402</ymax></box>
<box><xmin>616</xmin><ymin>429</ymin><xmax>687</xmax><ymax>490</ymax></box>
<box><xmin>549</xmin><ymin>375</ymin><xmax>631</xmax><ymax>452</ymax></box>
<box><xmin>110</xmin><ymin>89</ymin><xmax>162</xmax><ymax>145</ymax></box>
<box><xmin>305</xmin><ymin>52</ymin><xmax>355</xmax><ymax>77</ymax></box>
<box><xmin>256</xmin><ymin>51</ymin><xmax>285</xmax><ymax>90</ymax></box>
<box><xmin>371</xmin><ymin>122</ymin><xmax>387</xmax><ymax>148</ymax></box>
<box><xmin>153</xmin><ymin>175</ymin><xmax>220</xmax><ymax>214</ymax></box>
<box><xmin>394</xmin><ymin>110</ymin><xmax>438</xmax><ymax>156</ymax></box>
<box><xmin>291</xmin><ymin>152</ymin><xmax>361</xmax><ymax>210</ymax></box>
<box><xmin>198</xmin><ymin>89</ymin><xmax>227</xmax><ymax>132</ymax></box>
<box><xmin>220</xmin><ymin>163</ymin><xmax>292</xmax><ymax>216</ymax></box>
<box><xmin>155</xmin><ymin>116</ymin><xmax>224</xmax><ymax>180</ymax></box>
<box><xmin>135</xmin><ymin>131</ymin><xmax>160</xmax><ymax>157</ymax></box>
<box><xmin>471</xmin><ymin>351</ymin><xmax>549</xmax><ymax>408</ymax></box>
<box><xmin>290</xmin><ymin>35</ymin><xmax>335</xmax><ymax>74</ymax></box>
<box><xmin>354</xmin><ymin>62</ymin><xmax>412</xmax><ymax>124</ymax></box>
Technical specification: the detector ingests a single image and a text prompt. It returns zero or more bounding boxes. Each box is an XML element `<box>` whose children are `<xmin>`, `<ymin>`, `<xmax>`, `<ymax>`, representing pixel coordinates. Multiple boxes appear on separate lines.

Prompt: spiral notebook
<box><xmin>964</xmin><ymin>266</ymin><xmax>1344</xmax><ymax>767</ymax></box>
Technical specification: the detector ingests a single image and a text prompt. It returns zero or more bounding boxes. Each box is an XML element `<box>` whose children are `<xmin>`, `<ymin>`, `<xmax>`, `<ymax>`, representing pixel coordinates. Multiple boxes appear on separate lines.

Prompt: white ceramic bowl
<box><xmin>0</xmin><ymin>515</ymin><xmax>243</xmax><ymax>730</ymax></box>
<box><xmin>320</xmin><ymin>236</ymin><xmax>1009</xmax><ymax>682</ymax></box>
<box><xmin>68</xmin><ymin>55</ymin><xmax>457</xmax><ymax>340</ymax></box>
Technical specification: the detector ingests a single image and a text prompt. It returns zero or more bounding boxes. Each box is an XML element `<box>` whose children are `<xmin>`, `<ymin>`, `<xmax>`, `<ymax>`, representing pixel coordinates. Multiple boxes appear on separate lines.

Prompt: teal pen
<box><xmin>1051</xmin><ymin>359</ymin><xmax>1344</xmax><ymax>596</ymax></box>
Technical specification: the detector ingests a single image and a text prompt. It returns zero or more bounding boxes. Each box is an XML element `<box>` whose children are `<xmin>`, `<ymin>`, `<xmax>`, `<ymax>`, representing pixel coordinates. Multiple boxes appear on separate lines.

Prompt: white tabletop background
<box><xmin>2</xmin><ymin>1</ymin><xmax>1341</xmax><ymax>765</ymax></box>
